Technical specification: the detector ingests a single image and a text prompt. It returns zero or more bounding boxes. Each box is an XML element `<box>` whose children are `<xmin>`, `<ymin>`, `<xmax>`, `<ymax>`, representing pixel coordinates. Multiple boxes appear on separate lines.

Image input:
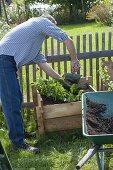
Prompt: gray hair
<box><xmin>41</xmin><ymin>14</ymin><xmax>57</xmax><ymax>25</ymax></box>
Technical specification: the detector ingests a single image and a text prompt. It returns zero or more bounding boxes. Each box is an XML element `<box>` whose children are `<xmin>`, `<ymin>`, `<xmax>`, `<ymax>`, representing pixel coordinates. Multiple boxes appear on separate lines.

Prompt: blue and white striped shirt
<box><xmin>0</xmin><ymin>17</ymin><xmax>68</xmax><ymax>67</ymax></box>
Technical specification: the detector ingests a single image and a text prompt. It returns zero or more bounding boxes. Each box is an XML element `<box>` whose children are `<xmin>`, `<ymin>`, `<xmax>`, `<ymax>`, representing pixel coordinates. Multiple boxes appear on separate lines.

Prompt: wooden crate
<box><xmin>32</xmin><ymin>77</ymin><xmax>95</xmax><ymax>137</ymax></box>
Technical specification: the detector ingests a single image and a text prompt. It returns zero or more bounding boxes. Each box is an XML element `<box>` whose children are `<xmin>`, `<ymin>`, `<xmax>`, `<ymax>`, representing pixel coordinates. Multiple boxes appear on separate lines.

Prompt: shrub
<box><xmin>0</xmin><ymin>21</ymin><xmax>10</xmax><ymax>39</ymax></box>
<box><xmin>99</xmin><ymin>62</ymin><xmax>113</xmax><ymax>91</ymax></box>
<box><xmin>86</xmin><ymin>0</ymin><xmax>113</xmax><ymax>26</ymax></box>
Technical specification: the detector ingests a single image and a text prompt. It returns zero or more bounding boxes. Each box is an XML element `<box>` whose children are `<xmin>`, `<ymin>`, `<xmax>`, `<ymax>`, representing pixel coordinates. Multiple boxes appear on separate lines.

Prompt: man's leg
<box><xmin>0</xmin><ymin>56</ymin><xmax>24</xmax><ymax>144</ymax></box>
<box><xmin>0</xmin><ymin>55</ymin><xmax>40</xmax><ymax>153</ymax></box>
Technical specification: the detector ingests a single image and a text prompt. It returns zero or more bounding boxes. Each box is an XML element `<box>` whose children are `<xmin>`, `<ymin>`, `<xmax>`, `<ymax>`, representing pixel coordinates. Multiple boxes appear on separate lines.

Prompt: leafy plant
<box><xmin>0</xmin><ymin>21</ymin><xmax>10</xmax><ymax>39</ymax></box>
<box><xmin>86</xmin><ymin>0</ymin><xmax>113</xmax><ymax>26</ymax></box>
<box><xmin>35</xmin><ymin>78</ymin><xmax>83</xmax><ymax>103</ymax></box>
<box><xmin>99</xmin><ymin>62</ymin><xmax>113</xmax><ymax>91</ymax></box>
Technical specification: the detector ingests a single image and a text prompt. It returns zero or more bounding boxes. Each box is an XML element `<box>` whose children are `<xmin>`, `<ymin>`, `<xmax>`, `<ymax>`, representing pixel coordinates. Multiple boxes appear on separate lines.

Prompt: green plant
<box><xmin>99</xmin><ymin>62</ymin><xmax>113</xmax><ymax>91</ymax></box>
<box><xmin>0</xmin><ymin>21</ymin><xmax>10</xmax><ymax>39</ymax></box>
<box><xmin>86</xmin><ymin>0</ymin><xmax>113</xmax><ymax>26</ymax></box>
<box><xmin>35</xmin><ymin>78</ymin><xmax>83</xmax><ymax>103</ymax></box>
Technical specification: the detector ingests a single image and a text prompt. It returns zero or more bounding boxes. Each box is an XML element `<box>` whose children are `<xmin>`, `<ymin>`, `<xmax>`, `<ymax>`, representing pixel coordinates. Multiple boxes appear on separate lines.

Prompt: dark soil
<box><xmin>86</xmin><ymin>97</ymin><xmax>113</xmax><ymax>135</ymax></box>
<box><xmin>41</xmin><ymin>95</ymin><xmax>67</xmax><ymax>105</ymax></box>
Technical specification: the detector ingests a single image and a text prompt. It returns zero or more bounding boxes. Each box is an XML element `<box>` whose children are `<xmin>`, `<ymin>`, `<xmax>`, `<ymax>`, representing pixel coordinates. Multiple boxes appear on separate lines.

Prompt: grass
<box><xmin>1</xmin><ymin>22</ymin><xmax>113</xmax><ymax>170</ymax></box>
<box><xmin>1</xmin><ymin>126</ymin><xmax>113</xmax><ymax>170</ymax></box>
<box><xmin>0</xmin><ymin>127</ymin><xmax>97</xmax><ymax>170</ymax></box>
<box><xmin>60</xmin><ymin>22</ymin><xmax>113</xmax><ymax>35</ymax></box>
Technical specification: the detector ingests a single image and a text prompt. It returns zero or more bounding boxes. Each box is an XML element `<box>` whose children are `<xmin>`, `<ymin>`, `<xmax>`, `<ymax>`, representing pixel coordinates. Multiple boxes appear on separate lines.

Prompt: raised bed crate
<box><xmin>32</xmin><ymin>76</ymin><xmax>95</xmax><ymax>137</ymax></box>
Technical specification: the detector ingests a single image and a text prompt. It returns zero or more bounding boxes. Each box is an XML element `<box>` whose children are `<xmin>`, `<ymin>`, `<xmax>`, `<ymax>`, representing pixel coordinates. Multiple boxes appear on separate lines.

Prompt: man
<box><xmin>0</xmin><ymin>14</ymin><xmax>80</xmax><ymax>153</ymax></box>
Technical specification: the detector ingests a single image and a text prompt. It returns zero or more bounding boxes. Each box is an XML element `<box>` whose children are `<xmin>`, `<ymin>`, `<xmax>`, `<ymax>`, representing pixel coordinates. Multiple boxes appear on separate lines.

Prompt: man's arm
<box><xmin>38</xmin><ymin>62</ymin><xmax>62</xmax><ymax>79</ymax></box>
<box><xmin>64</xmin><ymin>37</ymin><xmax>80</xmax><ymax>72</ymax></box>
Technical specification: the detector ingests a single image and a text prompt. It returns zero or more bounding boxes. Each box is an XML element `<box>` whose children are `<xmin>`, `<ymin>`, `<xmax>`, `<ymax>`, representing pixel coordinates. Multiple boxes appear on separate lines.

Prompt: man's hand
<box><xmin>71</xmin><ymin>60</ymin><xmax>80</xmax><ymax>72</ymax></box>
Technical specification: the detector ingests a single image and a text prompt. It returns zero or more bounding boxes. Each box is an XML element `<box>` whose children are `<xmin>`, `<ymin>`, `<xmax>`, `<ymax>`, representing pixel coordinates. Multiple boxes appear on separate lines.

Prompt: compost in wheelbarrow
<box><xmin>82</xmin><ymin>91</ymin><xmax>113</xmax><ymax>144</ymax></box>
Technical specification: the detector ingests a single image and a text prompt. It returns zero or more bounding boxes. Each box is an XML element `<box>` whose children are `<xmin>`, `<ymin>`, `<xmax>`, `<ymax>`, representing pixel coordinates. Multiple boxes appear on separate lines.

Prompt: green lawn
<box><xmin>0</xmin><ymin>126</ymin><xmax>101</xmax><ymax>170</ymax></box>
<box><xmin>60</xmin><ymin>22</ymin><xmax>113</xmax><ymax>35</ymax></box>
<box><xmin>1</xmin><ymin>22</ymin><xmax>113</xmax><ymax>170</ymax></box>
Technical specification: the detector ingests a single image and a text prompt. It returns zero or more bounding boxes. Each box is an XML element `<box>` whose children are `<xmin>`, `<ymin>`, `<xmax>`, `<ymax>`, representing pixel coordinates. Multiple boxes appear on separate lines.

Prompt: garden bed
<box><xmin>32</xmin><ymin>76</ymin><xmax>95</xmax><ymax>137</ymax></box>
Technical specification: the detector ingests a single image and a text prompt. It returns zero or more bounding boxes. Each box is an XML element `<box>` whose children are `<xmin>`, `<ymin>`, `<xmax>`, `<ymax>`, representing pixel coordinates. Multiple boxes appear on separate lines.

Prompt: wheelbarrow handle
<box><xmin>76</xmin><ymin>145</ymin><xmax>101</xmax><ymax>170</ymax></box>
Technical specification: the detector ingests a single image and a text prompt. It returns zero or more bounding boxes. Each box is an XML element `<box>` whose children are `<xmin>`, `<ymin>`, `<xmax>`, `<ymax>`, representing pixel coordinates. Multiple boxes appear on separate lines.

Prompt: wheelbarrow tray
<box><xmin>82</xmin><ymin>91</ymin><xmax>113</xmax><ymax>145</ymax></box>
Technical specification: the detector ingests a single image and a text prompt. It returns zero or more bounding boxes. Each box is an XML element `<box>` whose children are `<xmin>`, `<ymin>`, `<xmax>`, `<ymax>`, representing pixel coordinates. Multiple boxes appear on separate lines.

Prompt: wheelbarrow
<box><xmin>76</xmin><ymin>91</ymin><xmax>113</xmax><ymax>170</ymax></box>
<box><xmin>0</xmin><ymin>141</ymin><xmax>13</xmax><ymax>170</ymax></box>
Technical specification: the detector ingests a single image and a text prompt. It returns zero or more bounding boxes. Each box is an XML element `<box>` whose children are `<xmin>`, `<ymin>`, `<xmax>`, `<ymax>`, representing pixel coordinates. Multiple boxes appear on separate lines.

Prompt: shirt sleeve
<box><xmin>33</xmin><ymin>51</ymin><xmax>47</xmax><ymax>64</ymax></box>
<box><xmin>40</xmin><ymin>18</ymin><xmax>68</xmax><ymax>42</ymax></box>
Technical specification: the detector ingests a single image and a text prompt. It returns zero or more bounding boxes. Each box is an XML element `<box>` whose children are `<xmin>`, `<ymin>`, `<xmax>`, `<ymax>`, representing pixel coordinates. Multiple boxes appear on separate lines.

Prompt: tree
<box><xmin>35</xmin><ymin>0</ymin><xmax>101</xmax><ymax>23</ymax></box>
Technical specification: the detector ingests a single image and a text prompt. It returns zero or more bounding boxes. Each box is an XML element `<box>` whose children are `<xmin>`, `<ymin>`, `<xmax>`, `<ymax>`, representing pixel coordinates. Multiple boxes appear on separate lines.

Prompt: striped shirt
<box><xmin>0</xmin><ymin>17</ymin><xmax>68</xmax><ymax>67</ymax></box>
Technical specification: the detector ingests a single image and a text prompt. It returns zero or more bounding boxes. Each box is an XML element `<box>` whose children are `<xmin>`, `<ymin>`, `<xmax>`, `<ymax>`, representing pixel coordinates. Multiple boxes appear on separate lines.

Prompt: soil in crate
<box><xmin>86</xmin><ymin>98</ymin><xmax>113</xmax><ymax>135</ymax></box>
<box><xmin>41</xmin><ymin>95</ymin><xmax>67</xmax><ymax>105</ymax></box>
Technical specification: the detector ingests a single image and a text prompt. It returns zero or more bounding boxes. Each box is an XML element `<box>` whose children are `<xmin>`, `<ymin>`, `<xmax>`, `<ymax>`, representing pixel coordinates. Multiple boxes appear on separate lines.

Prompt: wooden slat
<box><xmin>44</xmin><ymin>115</ymin><xmax>82</xmax><ymax>132</ymax></box>
<box><xmin>95</xmin><ymin>33</ymin><xmax>99</xmax><ymax>90</ymax></box>
<box><xmin>70</xmin><ymin>36</ymin><xmax>73</xmax><ymax>72</ymax></box>
<box><xmin>89</xmin><ymin>34</ymin><xmax>93</xmax><ymax>77</ymax></box>
<box><xmin>63</xmin><ymin>42</ymin><xmax>67</xmax><ymax>73</ymax></box>
<box><xmin>102</xmin><ymin>32</ymin><xmax>105</xmax><ymax>50</ymax></box>
<box><xmin>32</xmin><ymin>85</ymin><xmax>45</xmax><ymax>136</ymax></box>
<box><xmin>100</xmin><ymin>32</ymin><xmax>106</xmax><ymax>90</ymax></box>
<box><xmin>76</xmin><ymin>35</ymin><xmax>80</xmax><ymax>54</ymax></box>
<box><xmin>43</xmin><ymin>101</ymin><xmax>81</xmax><ymax>119</ymax></box>
<box><xmin>33</xmin><ymin>64</ymin><xmax>36</xmax><ymax>82</ymax></box>
<box><xmin>51</xmin><ymin>38</ymin><xmax>54</xmax><ymax>69</ymax></box>
<box><xmin>44</xmin><ymin>39</ymin><xmax>49</xmax><ymax>79</ymax></box>
<box><xmin>108</xmin><ymin>32</ymin><xmax>112</xmax><ymax>60</ymax></box>
<box><xmin>36</xmin><ymin>106</ymin><xmax>45</xmax><ymax>136</ymax></box>
<box><xmin>32</xmin><ymin>85</ymin><xmax>38</xmax><ymax>106</ymax></box>
<box><xmin>18</xmin><ymin>67</ymin><xmax>23</xmax><ymax>101</ymax></box>
<box><xmin>26</xmin><ymin>65</ymin><xmax>30</xmax><ymax>102</ymax></box>
<box><xmin>37</xmin><ymin>92</ymin><xmax>43</xmax><ymax>108</ymax></box>
<box><xmin>108</xmin><ymin>32</ymin><xmax>112</xmax><ymax>50</ymax></box>
<box><xmin>83</xmin><ymin>34</ymin><xmax>86</xmax><ymax>77</ymax></box>
<box><xmin>57</xmin><ymin>40</ymin><xmax>61</xmax><ymax>74</ymax></box>
<box><xmin>76</xmin><ymin>35</ymin><xmax>80</xmax><ymax>74</ymax></box>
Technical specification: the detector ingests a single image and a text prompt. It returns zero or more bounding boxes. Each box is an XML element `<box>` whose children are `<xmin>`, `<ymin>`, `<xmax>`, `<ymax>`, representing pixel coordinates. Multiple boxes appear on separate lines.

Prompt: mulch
<box><xmin>86</xmin><ymin>97</ymin><xmax>113</xmax><ymax>135</ymax></box>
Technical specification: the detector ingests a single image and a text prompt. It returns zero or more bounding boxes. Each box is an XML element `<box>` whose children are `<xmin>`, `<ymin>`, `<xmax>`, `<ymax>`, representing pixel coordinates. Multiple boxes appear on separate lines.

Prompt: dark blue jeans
<box><xmin>0</xmin><ymin>55</ymin><xmax>24</xmax><ymax>145</ymax></box>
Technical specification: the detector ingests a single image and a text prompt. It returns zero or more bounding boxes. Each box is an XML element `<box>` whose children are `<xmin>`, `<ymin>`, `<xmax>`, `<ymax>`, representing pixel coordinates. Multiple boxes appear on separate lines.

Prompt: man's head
<box><xmin>41</xmin><ymin>14</ymin><xmax>57</xmax><ymax>25</ymax></box>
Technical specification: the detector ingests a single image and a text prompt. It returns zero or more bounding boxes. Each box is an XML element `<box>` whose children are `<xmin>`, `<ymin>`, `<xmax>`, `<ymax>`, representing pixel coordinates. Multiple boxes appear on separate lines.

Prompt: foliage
<box><xmin>0</xmin><ymin>20</ymin><xmax>10</xmax><ymax>39</ymax></box>
<box><xmin>0</xmin><ymin>109</ymin><xmax>7</xmax><ymax>129</ymax></box>
<box><xmin>35</xmin><ymin>78</ymin><xmax>83</xmax><ymax>103</ymax></box>
<box><xmin>86</xmin><ymin>0</ymin><xmax>113</xmax><ymax>26</ymax></box>
<box><xmin>2</xmin><ymin>0</ymin><xmax>107</xmax><ymax>25</ymax></box>
<box><xmin>35</xmin><ymin>0</ymin><xmax>99</xmax><ymax>24</ymax></box>
<box><xmin>99</xmin><ymin>62</ymin><xmax>113</xmax><ymax>91</ymax></box>
<box><xmin>7</xmin><ymin>3</ymin><xmax>26</xmax><ymax>24</ymax></box>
